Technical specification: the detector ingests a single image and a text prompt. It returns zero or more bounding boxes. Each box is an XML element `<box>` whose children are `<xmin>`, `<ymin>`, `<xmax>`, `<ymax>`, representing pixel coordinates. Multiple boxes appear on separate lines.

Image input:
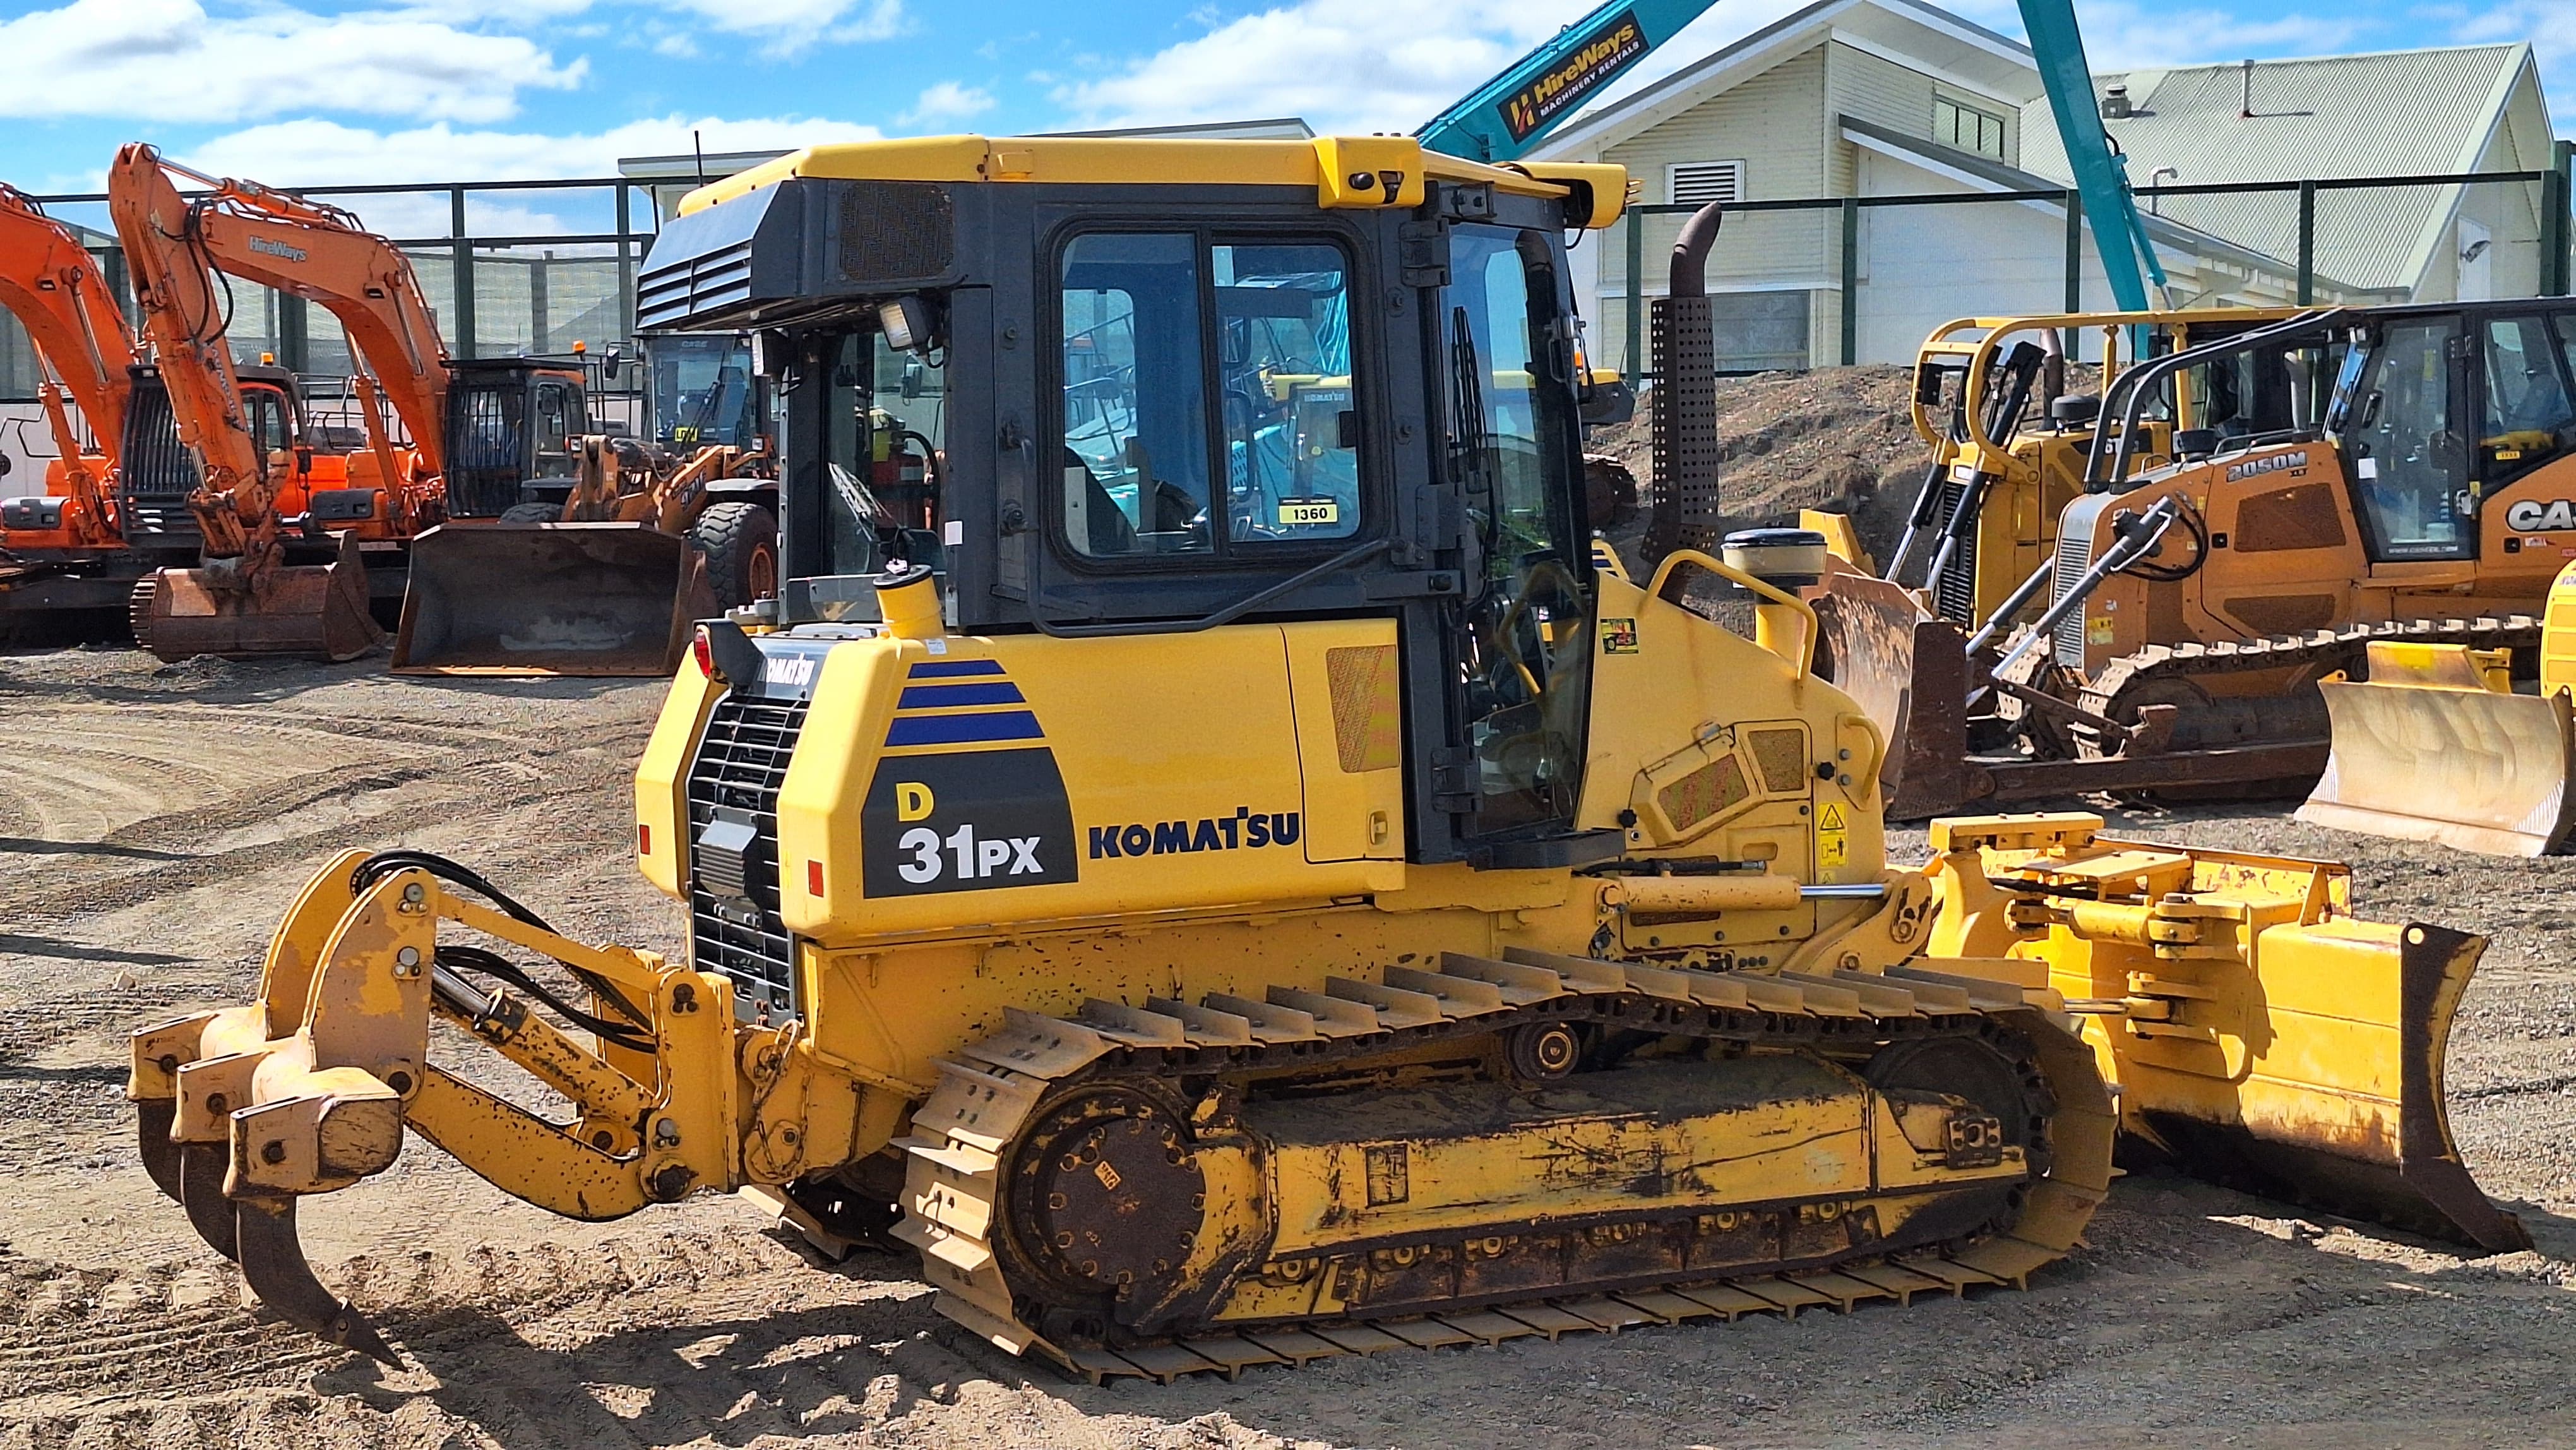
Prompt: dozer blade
<box><xmin>2118</xmin><ymin>919</ymin><xmax>2530</xmax><ymax>1251</ymax></box>
<box><xmin>1811</xmin><ymin>570</ymin><xmax>1976</xmax><ymax>817</ymax></box>
<box><xmin>393</xmin><ymin>521</ymin><xmax>713</xmax><ymax>676</ymax></box>
<box><xmin>2298</xmin><ymin>675</ymin><xmax>2576</xmax><ymax>856</ymax></box>
<box><xmin>236</xmin><ymin>1193</ymin><xmax>400</xmax><ymax>1367</ymax></box>
<box><xmin>137</xmin><ymin>530</ymin><xmax>381</xmax><ymax>663</ymax></box>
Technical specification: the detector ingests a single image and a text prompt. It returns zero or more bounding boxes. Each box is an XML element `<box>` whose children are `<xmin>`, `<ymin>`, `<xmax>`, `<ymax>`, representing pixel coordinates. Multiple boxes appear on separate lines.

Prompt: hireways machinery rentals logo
<box><xmin>859</xmin><ymin>660</ymin><xmax>1078</xmax><ymax>897</ymax></box>
<box><xmin>1501</xmin><ymin>8</ymin><xmax>1649</xmax><ymax>141</ymax></box>
<box><xmin>246</xmin><ymin>235</ymin><xmax>310</xmax><ymax>265</ymax></box>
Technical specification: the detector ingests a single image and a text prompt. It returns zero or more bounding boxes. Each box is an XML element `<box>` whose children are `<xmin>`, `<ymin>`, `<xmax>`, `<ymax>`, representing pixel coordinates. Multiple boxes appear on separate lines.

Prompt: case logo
<box><xmin>2506</xmin><ymin>498</ymin><xmax>2576</xmax><ymax>531</ymax></box>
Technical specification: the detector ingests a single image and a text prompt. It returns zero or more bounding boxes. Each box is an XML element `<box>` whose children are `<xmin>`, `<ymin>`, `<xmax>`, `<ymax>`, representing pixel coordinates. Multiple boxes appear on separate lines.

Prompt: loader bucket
<box><xmin>393</xmin><ymin>520</ymin><xmax>714</xmax><ymax>676</ymax></box>
<box><xmin>2297</xmin><ymin>663</ymin><xmax>2576</xmax><ymax>857</ymax></box>
<box><xmin>135</xmin><ymin>530</ymin><xmax>381</xmax><ymax>663</ymax></box>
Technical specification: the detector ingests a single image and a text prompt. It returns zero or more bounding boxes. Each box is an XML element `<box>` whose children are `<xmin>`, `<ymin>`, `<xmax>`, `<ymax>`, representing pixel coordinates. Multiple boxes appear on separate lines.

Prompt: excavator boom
<box><xmin>0</xmin><ymin>184</ymin><xmax>139</xmax><ymax>565</ymax></box>
<box><xmin>110</xmin><ymin>143</ymin><xmax>378</xmax><ymax>662</ymax></box>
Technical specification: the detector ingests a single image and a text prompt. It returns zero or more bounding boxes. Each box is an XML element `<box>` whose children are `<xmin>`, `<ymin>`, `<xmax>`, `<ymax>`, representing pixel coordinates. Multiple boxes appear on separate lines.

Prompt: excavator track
<box><xmin>2070</xmin><ymin>613</ymin><xmax>2543</xmax><ymax>759</ymax></box>
<box><xmin>888</xmin><ymin>951</ymin><xmax>2114</xmax><ymax>1384</ymax></box>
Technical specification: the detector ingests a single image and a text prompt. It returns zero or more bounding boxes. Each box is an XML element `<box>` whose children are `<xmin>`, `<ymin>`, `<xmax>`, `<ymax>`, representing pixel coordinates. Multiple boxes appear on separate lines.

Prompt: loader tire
<box><xmin>692</xmin><ymin>501</ymin><xmax>778</xmax><ymax>608</ymax></box>
<box><xmin>498</xmin><ymin>502</ymin><xmax>560</xmax><ymax>524</ymax></box>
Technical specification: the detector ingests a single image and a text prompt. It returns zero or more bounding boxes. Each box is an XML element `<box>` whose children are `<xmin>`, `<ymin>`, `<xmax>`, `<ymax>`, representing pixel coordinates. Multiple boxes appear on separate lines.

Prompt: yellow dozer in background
<box><xmin>128</xmin><ymin>140</ymin><xmax>2525</xmax><ymax>1381</ymax></box>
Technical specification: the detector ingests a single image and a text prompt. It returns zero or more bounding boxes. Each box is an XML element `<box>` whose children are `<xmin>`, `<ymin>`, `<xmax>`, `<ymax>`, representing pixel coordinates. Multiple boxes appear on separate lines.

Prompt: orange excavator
<box><xmin>0</xmin><ymin>184</ymin><xmax>157</xmax><ymax>632</ymax></box>
<box><xmin>112</xmin><ymin>143</ymin><xmax>385</xmax><ymax>661</ymax></box>
<box><xmin>114</xmin><ymin>143</ymin><xmax>717</xmax><ymax>671</ymax></box>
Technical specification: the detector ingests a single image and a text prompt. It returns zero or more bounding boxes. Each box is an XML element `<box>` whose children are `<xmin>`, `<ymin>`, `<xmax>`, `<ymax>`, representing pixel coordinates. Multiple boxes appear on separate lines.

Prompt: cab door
<box><xmin>2339</xmin><ymin>315</ymin><xmax>2478</xmax><ymax>604</ymax></box>
<box><xmin>2472</xmin><ymin>309</ymin><xmax>2576</xmax><ymax>597</ymax></box>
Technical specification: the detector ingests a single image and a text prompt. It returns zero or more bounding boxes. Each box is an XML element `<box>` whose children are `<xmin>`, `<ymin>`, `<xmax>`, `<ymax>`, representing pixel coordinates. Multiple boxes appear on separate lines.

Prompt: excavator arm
<box><xmin>0</xmin><ymin>186</ymin><xmax>133</xmax><ymax>472</ymax></box>
<box><xmin>109</xmin><ymin>143</ymin><xmax>276</xmax><ymax>563</ymax></box>
<box><xmin>0</xmin><ymin>185</ymin><xmax>136</xmax><ymax>551</ymax></box>
<box><xmin>164</xmin><ymin>174</ymin><xmax>449</xmax><ymax>478</ymax></box>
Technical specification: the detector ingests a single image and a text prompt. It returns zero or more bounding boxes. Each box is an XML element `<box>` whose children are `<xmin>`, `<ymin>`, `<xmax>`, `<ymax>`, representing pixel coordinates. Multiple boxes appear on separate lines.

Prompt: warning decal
<box><xmin>1818</xmin><ymin>801</ymin><xmax>1849</xmax><ymax>870</ymax></box>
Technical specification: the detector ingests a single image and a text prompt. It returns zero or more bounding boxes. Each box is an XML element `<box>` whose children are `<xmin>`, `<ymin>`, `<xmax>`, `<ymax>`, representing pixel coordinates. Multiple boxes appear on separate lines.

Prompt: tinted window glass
<box><xmin>2348</xmin><ymin>318</ymin><xmax>2469</xmax><ymax>560</ymax></box>
<box><xmin>1060</xmin><ymin>233</ymin><xmax>1211</xmax><ymax>558</ymax></box>
<box><xmin>1215</xmin><ymin>242</ymin><xmax>1359</xmax><ymax>543</ymax></box>
<box><xmin>1446</xmin><ymin>225</ymin><xmax>1589</xmax><ymax>836</ymax></box>
<box><xmin>2482</xmin><ymin>314</ymin><xmax>2576</xmax><ymax>486</ymax></box>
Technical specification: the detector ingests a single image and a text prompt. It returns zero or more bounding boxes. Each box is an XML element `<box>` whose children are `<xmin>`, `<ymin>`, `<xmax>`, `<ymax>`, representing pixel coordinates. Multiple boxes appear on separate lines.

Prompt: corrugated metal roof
<box><xmin>2017</xmin><ymin>45</ymin><xmax>2532</xmax><ymax>292</ymax></box>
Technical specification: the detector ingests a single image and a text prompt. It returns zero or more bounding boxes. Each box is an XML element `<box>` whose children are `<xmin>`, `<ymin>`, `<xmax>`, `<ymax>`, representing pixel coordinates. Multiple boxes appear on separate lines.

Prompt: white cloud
<box><xmin>0</xmin><ymin>0</ymin><xmax>584</xmax><ymax>123</ymax></box>
<box><xmin>659</xmin><ymin>0</ymin><xmax>905</xmax><ymax>52</ymax></box>
<box><xmin>1056</xmin><ymin>0</ymin><xmax>1583</xmax><ymax>133</ymax></box>
<box><xmin>184</xmin><ymin>115</ymin><xmax>886</xmax><ymax>188</ymax></box>
<box><xmin>904</xmin><ymin>80</ymin><xmax>996</xmax><ymax>125</ymax></box>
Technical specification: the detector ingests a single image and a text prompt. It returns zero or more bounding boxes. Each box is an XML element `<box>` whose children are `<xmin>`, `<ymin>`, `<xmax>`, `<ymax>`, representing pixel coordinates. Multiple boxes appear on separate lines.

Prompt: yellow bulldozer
<box><xmin>128</xmin><ymin>137</ymin><xmax>2523</xmax><ymax>1381</ymax></box>
<box><xmin>1818</xmin><ymin>301</ymin><xmax>2576</xmax><ymax>819</ymax></box>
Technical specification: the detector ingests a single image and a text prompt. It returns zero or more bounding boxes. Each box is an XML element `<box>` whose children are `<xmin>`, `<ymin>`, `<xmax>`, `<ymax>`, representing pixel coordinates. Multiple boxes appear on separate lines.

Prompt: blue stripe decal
<box><xmin>898</xmin><ymin>681</ymin><xmax>1025</xmax><ymax>709</ymax></box>
<box><xmin>908</xmin><ymin>659</ymin><xmax>1007</xmax><ymax>678</ymax></box>
<box><xmin>886</xmin><ymin>711</ymin><xmax>1045</xmax><ymax>746</ymax></box>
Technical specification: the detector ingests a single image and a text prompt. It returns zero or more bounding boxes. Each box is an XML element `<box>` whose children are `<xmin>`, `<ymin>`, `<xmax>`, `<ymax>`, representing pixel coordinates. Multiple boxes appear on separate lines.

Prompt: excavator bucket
<box><xmin>2298</xmin><ymin>642</ymin><xmax>2576</xmax><ymax>856</ymax></box>
<box><xmin>1936</xmin><ymin>814</ymin><xmax>2531</xmax><ymax>1253</ymax></box>
<box><xmin>134</xmin><ymin>530</ymin><xmax>381</xmax><ymax>663</ymax></box>
<box><xmin>393</xmin><ymin>520</ymin><xmax>715</xmax><ymax>676</ymax></box>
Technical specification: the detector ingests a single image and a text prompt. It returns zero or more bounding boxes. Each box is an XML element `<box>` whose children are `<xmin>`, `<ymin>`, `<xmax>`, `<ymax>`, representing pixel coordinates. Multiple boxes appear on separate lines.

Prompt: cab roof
<box><xmin>679</xmin><ymin>135</ymin><xmax>1628</xmax><ymax>230</ymax></box>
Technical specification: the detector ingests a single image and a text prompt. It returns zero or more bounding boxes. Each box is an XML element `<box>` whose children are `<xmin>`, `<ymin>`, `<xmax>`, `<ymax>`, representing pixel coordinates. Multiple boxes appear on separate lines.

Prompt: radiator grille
<box><xmin>686</xmin><ymin>692</ymin><xmax>807</xmax><ymax>1021</ymax></box>
<box><xmin>2049</xmin><ymin>505</ymin><xmax>2102</xmax><ymax>668</ymax></box>
<box><xmin>442</xmin><ymin>381</ymin><xmax>527</xmax><ymax>518</ymax></box>
<box><xmin>838</xmin><ymin>181</ymin><xmax>954</xmax><ymax>283</ymax></box>
<box><xmin>117</xmin><ymin>374</ymin><xmax>201</xmax><ymax>542</ymax></box>
<box><xmin>1927</xmin><ymin>477</ymin><xmax>1977</xmax><ymax>624</ymax></box>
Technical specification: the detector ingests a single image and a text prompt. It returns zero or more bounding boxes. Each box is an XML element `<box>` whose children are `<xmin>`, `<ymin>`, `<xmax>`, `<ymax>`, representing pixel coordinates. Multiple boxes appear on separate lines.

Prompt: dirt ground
<box><xmin>6</xmin><ymin>640</ymin><xmax>2576</xmax><ymax>1450</ymax></box>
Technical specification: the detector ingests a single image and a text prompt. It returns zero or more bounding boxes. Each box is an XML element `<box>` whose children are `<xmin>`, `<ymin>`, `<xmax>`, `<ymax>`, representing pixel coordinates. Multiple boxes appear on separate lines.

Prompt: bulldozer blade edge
<box><xmin>137</xmin><ymin>530</ymin><xmax>381</xmax><ymax>663</ymax></box>
<box><xmin>136</xmin><ymin>1098</ymin><xmax>183</xmax><ymax>1205</ymax></box>
<box><xmin>2119</xmin><ymin>921</ymin><xmax>2530</xmax><ymax>1253</ymax></box>
<box><xmin>2299</xmin><ymin>676</ymin><xmax>2576</xmax><ymax>856</ymax></box>
<box><xmin>178</xmin><ymin>1141</ymin><xmax>241</xmax><ymax>1261</ymax></box>
<box><xmin>236</xmin><ymin>1193</ymin><xmax>402</xmax><ymax>1367</ymax></box>
<box><xmin>393</xmin><ymin>521</ymin><xmax>715</xmax><ymax>676</ymax></box>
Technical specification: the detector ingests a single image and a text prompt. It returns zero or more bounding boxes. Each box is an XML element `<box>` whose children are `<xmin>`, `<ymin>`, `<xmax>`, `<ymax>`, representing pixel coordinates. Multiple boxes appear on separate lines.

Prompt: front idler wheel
<box><xmin>1504</xmin><ymin>1021</ymin><xmax>1582</xmax><ymax>1083</ymax></box>
<box><xmin>1001</xmin><ymin>1084</ymin><xmax>1207</xmax><ymax>1327</ymax></box>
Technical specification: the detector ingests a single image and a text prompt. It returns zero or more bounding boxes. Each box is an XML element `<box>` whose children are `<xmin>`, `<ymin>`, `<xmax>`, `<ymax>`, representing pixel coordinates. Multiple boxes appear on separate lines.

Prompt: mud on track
<box><xmin>4</xmin><ymin>645</ymin><xmax>2576</xmax><ymax>1449</ymax></box>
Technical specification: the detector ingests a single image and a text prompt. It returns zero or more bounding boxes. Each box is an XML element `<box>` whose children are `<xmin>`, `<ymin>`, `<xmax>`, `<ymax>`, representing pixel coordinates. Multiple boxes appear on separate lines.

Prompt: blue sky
<box><xmin>0</xmin><ymin>0</ymin><xmax>2562</xmax><ymax>210</ymax></box>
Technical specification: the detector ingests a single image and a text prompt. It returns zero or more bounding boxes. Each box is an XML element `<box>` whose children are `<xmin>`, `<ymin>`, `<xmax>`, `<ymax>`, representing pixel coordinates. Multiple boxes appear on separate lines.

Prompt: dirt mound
<box><xmin>1592</xmin><ymin>366</ymin><xmax>1926</xmax><ymax>570</ymax></box>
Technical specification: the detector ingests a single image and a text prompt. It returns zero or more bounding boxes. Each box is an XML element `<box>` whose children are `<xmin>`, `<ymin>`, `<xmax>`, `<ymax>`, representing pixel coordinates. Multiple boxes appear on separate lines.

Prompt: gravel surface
<box><xmin>3</xmin><ymin>642</ymin><xmax>2572</xmax><ymax>1449</ymax></box>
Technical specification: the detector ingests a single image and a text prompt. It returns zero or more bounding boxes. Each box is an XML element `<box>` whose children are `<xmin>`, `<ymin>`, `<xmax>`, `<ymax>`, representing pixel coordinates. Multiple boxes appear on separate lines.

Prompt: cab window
<box><xmin>532</xmin><ymin>381</ymin><xmax>573</xmax><ymax>478</ymax></box>
<box><xmin>818</xmin><ymin>327</ymin><xmax>948</xmax><ymax>578</ymax></box>
<box><xmin>2346</xmin><ymin>318</ymin><xmax>2469</xmax><ymax>560</ymax></box>
<box><xmin>2481</xmin><ymin>313</ymin><xmax>2576</xmax><ymax>485</ymax></box>
<box><xmin>1055</xmin><ymin>232</ymin><xmax>1364</xmax><ymax>561</ymax></box>
<box><xmin>244</xmin><ymin>386</ymin><xmax>290</xmax><ymax>482</ymax></box>
<box><xmin>1216</xmin><ymin>243</ymin><xmax>1358</xmax><ymax>543</ymax></box>
<box><xmin>1446</xmin><ymin>224</ymin><xmax>1589</xmax><ymax>837</ymax></box>
<box><xmin>1059</xmin><ymin>232</ymin><xmax>1212</xmax><ymax>558</ymax></box>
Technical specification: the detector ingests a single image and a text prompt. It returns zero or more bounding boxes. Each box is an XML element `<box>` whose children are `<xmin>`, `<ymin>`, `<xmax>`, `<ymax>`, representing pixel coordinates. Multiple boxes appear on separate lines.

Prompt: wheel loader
<box><xmin>1816</xmin><ymin>299</ymin><xmax>2576</xmax><ymax>820</ymax></box>
<box><xmin>128</xmin><ymin>136</ymin><xmax>2524</xmax><ymax>1382</ymax></box>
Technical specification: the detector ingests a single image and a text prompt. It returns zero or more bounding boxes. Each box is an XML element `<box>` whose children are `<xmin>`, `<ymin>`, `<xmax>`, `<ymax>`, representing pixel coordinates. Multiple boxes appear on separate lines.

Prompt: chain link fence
<box><xmin>1591</xmin><ymin>167</ymin><xmax>2572</xmax><ymax>379</ymax></box>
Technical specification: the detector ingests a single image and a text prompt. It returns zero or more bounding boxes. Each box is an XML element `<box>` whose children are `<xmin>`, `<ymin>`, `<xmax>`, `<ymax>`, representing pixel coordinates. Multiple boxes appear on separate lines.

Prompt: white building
<box><xmin>1532</xmin><ymin>0</ymin><xmax>2557</xmax><ymax>370</ymax></box>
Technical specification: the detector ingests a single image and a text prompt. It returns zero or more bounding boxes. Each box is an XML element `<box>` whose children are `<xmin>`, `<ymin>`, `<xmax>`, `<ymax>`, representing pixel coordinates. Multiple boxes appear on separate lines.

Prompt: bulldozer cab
<box><xmin>640</xmin><ymin>139</ymin><xmax>1621</xmax><ymax>867</ymax></box>
<box><xmin>439</xmin><ymin>357</ymin><xmax>592</xmax><ymax>517</ymax></box>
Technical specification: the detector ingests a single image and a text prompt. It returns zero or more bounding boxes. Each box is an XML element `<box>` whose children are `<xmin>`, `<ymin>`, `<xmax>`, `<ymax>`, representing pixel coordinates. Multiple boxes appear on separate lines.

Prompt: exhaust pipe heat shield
<box><xmin>393</xmin><ymin>521</ymin><xmax>714</xmax><ymax>677</ymax></box>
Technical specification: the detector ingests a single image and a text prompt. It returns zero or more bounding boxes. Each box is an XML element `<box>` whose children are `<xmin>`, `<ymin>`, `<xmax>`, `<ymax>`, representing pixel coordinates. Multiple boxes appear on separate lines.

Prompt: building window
<box><xmin>1668</xmin><ymin>160</ymin><xmax>1744</xmax><ymax>207</ymax></box>
<box><xmin>1713</xmin><ymin>291</ymin><xmax>1811</xmax><ymax>372</ymax></box>
<box><xmin>1934</xmin><ymin>97</ymin><xmax>2006</xmax><ymax>159</ymax></box>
